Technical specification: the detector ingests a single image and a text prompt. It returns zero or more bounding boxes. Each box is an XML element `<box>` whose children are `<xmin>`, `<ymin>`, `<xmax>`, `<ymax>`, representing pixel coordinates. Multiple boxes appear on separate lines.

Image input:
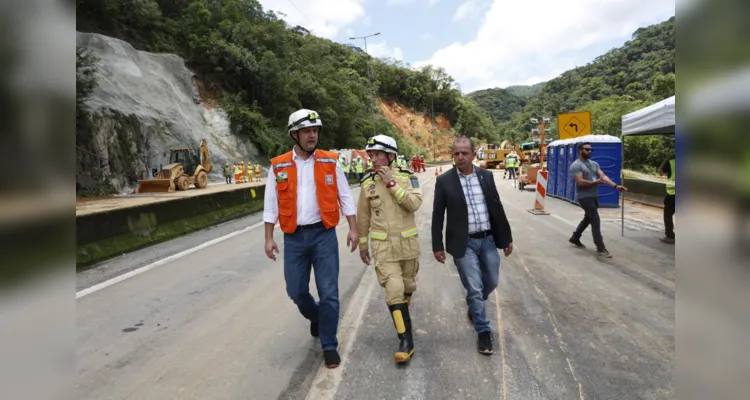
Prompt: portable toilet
<box><xmin>546</xmin><ymin>140</ymin><xmax>558</xmax><ymax>198</ymax></box>
<box><xmin>587</xmin><ymin>134</ymin><xmax>622</xmax><ymax>207</ymax></box>
<box><xmin>565</xmin><ymin>139</ymin><xmax>578</xmax><ymax>202</ymax></box>
<box><xmin>555</xmin><ymin>139</ymin><xmax>570</xmax><ymax>199</ymax></box>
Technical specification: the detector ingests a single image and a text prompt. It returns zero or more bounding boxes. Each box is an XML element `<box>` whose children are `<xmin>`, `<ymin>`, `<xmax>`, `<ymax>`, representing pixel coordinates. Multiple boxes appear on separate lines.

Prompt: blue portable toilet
<box><xmin>565</xmin><ymin>140</ymin><xmax>577</xmax><ymax>202</ymax></box>
<box><xmin>547</xmin><ymin>140</ymin><xmax>558</xmax><ymax>198</ymax></box>
<box><xmin>587</xmin><ymin>134</ymin><xmax>622</xmax><ymax>207</ymax></box>
<box><xmin>555</xmin><ymin>139</ymin><xmax>570</xmax><ymax>199</ymax></box>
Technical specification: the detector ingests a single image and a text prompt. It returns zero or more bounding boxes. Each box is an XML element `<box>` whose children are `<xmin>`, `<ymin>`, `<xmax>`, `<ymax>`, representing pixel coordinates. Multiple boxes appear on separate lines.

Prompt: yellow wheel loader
<box><xmin>136</xmin><ymin>139</ymin><xmax>212</xmax><ymax>194</ymax></box>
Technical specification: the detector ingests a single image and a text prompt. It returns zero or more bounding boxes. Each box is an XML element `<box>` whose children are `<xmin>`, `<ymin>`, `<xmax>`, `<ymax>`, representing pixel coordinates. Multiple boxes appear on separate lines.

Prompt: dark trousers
<box><xmin>283</xmin><ymin>225</ymin><xmax>340</xmax><ymax>351</ymax></box>
<box><xmin>573</xmin><ymin>197</ymin><xmax>606</xmax><ymax>252</ymax></box>
<box><xmin>664</xmin><ymin>194</ymin><xmax>675</xmax><ymax>238</ymax></box>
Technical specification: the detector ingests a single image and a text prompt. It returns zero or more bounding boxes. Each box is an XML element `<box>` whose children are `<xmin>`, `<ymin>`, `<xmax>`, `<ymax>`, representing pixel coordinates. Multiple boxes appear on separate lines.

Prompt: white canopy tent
<box><xmin>622</xmin><ymin>95</ymin><xmax>675</xmax><ymax>136</ymax></box>
<box><xmin>619</xmin><ymin>96</ymin><xmax>676</xmax><ymax>235</ymax></box>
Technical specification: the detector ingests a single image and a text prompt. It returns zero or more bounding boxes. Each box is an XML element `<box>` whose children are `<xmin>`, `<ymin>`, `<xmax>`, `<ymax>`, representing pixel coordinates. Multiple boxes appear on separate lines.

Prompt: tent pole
<box><xmin>621</xmin><ymin>135</ymin><xmax>625</xmax><ymax>236</ymax></box>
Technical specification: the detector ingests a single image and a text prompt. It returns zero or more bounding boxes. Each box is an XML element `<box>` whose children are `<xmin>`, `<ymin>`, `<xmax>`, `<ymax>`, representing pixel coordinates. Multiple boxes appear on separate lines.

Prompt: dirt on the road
<box><xmin>76</xmin><ymin>181</ymin><xmax>264</xmax><ymax>217</ymax></box>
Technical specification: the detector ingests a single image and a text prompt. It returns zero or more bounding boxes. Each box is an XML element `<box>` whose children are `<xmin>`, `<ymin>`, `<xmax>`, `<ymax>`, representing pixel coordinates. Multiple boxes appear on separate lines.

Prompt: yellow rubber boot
<box><xmin>389</xmin><ymin>302</ymin><xmax>414</xmax><ymax>363</ymax></box>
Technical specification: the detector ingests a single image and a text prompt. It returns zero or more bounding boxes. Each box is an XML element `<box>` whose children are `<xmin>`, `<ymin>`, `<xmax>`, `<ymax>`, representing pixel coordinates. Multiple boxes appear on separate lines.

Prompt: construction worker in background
<box><xmin>503</xmin><ymin>153</ymin><xmax>512</xmax><ymax>179</ymax></box>
<box><xmin>658</xmin><ymin>157</ymin><xmax>675</xmax><ymax>244</ymax></box>
<box><xmin>224</xmin><ymin>162</ymin><xmax>232</xmax><ymax>184</ymax></box>
<box><xmin>367</xmin><ymin>157</ymin><xmax>373</xmax><ymax>171</ymax></box>
<box><xmin>254</xmin><ymin>163</ymin><xmax>261</xmax><ymax>182</ymax></box>
<box><xmin>234</xmin><ymin>162</ymin><xmax>242</xmax><ymax>184</ymax></box>
<box><xmin>356</xmin><ymin>156</ymin><xmax>365</xmax><ymax>182</ymax></box>
<box><xmin>357</xmin><ymin>134</ymin><xmax>422</xmax><ymax>364</ymax></box>
<box><xmin>421</xmin><ymin>155</ymin><xmax>426</xmax><ymax>172</ymax></box>
<box><xmin>263</xmin><ymin>108</ymin><xmax>358</xmax><ymax>369</ymax></box>
<box><xmin>241</xmin><ymin>161</ymin><xmax>248</xmax><ymax>183</ymax></box>
<box><xmin>508</xmin><ymin>153</ymin><xmax>518</xmax><ymax>180</ymax></box>
<box><xmin>251</xmin><ymin>161</ymin><xmax>253</xmax><ymax>182</ymax></box>
<box><xmin>350</xmin><ymin>159</ymin><xmax>357</xmax><ymax>181</ymax></box>
<box><xmin>340</xmin><ymin>156</ymin><xmax>349</xmax><ymax>180</ymax></box>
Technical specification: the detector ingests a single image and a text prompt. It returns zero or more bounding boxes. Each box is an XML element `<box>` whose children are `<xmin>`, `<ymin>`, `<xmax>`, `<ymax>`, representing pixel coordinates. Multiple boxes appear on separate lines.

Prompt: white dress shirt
<box><xmin>263</xmin><ymin>148</ymin><xmax>356</xmax><ymax>225</ymax></box>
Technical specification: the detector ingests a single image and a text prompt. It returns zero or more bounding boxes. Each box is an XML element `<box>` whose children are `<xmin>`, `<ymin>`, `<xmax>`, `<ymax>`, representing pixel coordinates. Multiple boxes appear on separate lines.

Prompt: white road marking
<box><xmin>304</xmin><ymin>270</ymin><xmax>376</xmax><ymax>400</ymax></box>
<box><xmin>77</xmin><ymin>186</ymin><xmax>365</xmax><ymax>299</ymax></box>
<box><xmin>76</xmin><ymin>221</ymin><xmax>267</xmax><ymax>299</ymax></box>
<box><xmin>551</xmin><ymin>214</ymin><xmax>576</xmax><ymax>227</ymax></box>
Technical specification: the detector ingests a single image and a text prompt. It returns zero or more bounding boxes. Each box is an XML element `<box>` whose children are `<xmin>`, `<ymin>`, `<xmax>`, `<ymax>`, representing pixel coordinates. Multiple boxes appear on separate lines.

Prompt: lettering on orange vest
<box><xmin>271</xmin><ymin>149</ymin><xmax>340</xmax><ymax>234</ymax></box>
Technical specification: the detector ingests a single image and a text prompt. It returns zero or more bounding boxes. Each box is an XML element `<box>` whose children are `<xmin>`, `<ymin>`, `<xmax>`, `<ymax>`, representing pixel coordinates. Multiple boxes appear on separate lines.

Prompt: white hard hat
<box><xmin>365</xmin><ymin>135</ymin><xmax>398</xmax><ymax>155</ymax></box>
<box><xmin>287</xmin><ymin>109</ymin><xmax>322</xmax><ymax>134</ymax></box>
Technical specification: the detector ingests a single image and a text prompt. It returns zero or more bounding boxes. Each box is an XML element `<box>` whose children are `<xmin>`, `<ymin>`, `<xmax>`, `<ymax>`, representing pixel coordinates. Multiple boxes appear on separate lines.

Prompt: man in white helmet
<box><xmin>263</xmin><ymin>109</ymin><xmax>358</xmax><ymax>369</ymax></box>
<box><xmin>357</xmin><ymin>134</ymin><xmax>423</xmax><ymax>364</ymax></box>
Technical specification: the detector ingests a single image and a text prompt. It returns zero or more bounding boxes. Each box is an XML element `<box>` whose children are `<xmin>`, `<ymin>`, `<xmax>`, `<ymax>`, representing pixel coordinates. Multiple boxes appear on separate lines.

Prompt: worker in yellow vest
<box><xmin>356</xmin><ymin>156</ymin><xmax>365</xmax><ymax>181</ymax></box>
<box><xmin>254</xmin><ymin>163</ymin><xmax>262</xmax><ymax>182</ymax></box>
<box><xmin>247</xmin><ymin>161</ymin><xmax>253</xmax><ymax>182</ymax></box>
<box><xmin>658</xmin><ymin>157</ymin><xmax>675</xmax><ymax>244</ymax></box>
<box><xmin>263</xmin><ymin>109</ymin><xmax>358</xmax><ymax>369</ymax></box>
<box><xmin>234</xmin><ymin>163</ymin><xmax>242</xmax><ymax>184</ymax></box>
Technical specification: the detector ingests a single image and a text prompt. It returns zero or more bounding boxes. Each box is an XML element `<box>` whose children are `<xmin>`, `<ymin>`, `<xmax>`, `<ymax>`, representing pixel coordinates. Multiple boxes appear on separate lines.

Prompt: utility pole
<box><xmin>427</xmin><ymin>92</ymin><xmax>436</xmax><ymax>162</ymax></box>
<box><xmin>350</xmin><ymin>32</ymin><xmax>380</xmax><ymax>134</ymax></box>
<box><xmin>530</xmin><ymin>117</ymin><xmax>551</xmax><ymax>170</ymax></box>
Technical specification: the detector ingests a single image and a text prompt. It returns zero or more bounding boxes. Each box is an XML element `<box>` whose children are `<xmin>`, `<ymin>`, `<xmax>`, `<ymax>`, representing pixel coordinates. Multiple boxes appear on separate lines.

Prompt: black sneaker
<box><xmin>477</xmin><ymin>332</ymin><xmax>494</xmax><ymax>355</ymax></box>
<box><xmin>569</xmin><ymin>236</ymin><xmax>586</xmax><ymax>248</ymax></box>
<box><xmin>323</xmin><ymin>350</ymin><xmax>341</xmax><ymax>369</ymax></box>
<box><xmin>310</xmin><ymin>321</ymin><xmax>319</xmax><ymax>338</ymax></box>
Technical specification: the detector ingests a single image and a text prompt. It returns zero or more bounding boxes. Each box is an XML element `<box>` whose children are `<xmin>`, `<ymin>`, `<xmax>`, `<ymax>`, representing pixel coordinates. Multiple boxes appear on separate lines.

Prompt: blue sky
<box><xmin>257</xmin><ymin>0</ymin><xmax>675</xmax><ymax>93</ymax></box>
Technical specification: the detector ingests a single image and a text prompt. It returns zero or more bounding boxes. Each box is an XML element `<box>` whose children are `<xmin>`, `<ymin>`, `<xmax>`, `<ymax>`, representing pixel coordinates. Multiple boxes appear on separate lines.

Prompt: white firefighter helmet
<box><xmin>365</xmin><ymin>135</ymin><xmax>398</xmax><ymax>155</ymax></box>
<box><xmin>287</xmin><ymin>109</ymin><xmax>322</xmax><ymax>135</ymax></box>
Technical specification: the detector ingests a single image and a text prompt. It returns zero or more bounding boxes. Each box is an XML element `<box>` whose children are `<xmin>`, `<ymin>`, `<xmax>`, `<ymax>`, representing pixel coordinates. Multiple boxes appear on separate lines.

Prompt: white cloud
<box><xmin>367</xmin><ymin>41</ymin><xmax>404</xmax><ymax>61</ymax></box>
<box><xmin>257</xmin><ymin>0</ymin><xmax>366</xmax><ymax>39</ymax></box>
<box><xmin>453</xmin><ymin>1</ymin><xmax>478</xmax><ymax>22</ymax></box>
<box><xmin>416</xmin><ymin>0</ymin><xmax>675</xmax><ymax>92</ymax></box>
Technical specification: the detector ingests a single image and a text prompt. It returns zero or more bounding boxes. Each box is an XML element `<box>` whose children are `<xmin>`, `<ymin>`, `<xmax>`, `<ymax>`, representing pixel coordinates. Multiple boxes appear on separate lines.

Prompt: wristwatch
<box><xmin>386</xmin><ymin>180</ymin><xmax>397</xmax><ymax>188</ymax></box>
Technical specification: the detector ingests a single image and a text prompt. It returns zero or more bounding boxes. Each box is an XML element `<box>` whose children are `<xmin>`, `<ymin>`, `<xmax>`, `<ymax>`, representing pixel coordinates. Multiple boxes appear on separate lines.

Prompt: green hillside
<box><xmin>473</xmin><ymin>16</ymin><xmax>675</xmax><ymax>171</ymax></box>
<box><xmin>75</xmin><ymin>0</ymin><xmax>499</xmax><ymax>158</ymax></box>
<box><xmin>466</xmin><ymin>88</ymin><xmax>527</xmax><ymax>123</ymax></box>
<box><xmin>505</xmin><ymin>83</ymin><xmax>546</xmax><ymax>98</ymax></box>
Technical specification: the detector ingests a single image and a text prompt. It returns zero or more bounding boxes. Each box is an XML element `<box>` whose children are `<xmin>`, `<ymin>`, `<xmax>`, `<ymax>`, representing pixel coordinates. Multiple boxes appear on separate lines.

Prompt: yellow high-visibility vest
<box><xmin>666</xmin><ymin>159</ymin><xmax>675</xmax><ymax>195</ymax></box>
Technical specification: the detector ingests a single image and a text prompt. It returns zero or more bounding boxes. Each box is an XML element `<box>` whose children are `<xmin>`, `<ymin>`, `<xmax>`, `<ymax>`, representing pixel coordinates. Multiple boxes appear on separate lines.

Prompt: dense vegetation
<box><xmin>76</xmin><ymin>1</ymin><xmax>675</xmax><ymax>171</ymax></box>
<box><xmin>75</xmin><ymin>0</ymin><xmax>499</xmax><ymax>159</ymax></box>
<box><xmin>470</xmin><ymin>17</ymin><xmax>676</xmax><ymax>171</ymax></box>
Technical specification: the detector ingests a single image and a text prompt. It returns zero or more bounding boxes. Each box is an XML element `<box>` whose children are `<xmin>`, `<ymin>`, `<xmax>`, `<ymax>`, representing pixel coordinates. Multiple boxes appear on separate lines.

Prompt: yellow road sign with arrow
<box><xmin>557</xmin><ymin>111</ymin><xmax>591</xmax><ymax>139</ymax></box>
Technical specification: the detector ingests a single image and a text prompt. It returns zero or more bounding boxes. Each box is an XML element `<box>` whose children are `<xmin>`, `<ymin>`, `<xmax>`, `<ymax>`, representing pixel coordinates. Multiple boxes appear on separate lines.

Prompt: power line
<box><xmin>286</xmin><ymin>0</ymin><xmax>314</xmax><ymax>27</ymax></box>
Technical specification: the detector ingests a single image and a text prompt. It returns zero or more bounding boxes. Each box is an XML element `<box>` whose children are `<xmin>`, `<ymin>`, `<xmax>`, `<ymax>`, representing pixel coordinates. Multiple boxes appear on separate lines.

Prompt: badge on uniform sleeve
<box><xmin>410</xmin><ymin>176</ymin><xmax>420</xmax><ymax>188</ymax></box>
<box><xmin>325</xmin><ymin>174</ymin><xmax>334</xmax><ymax>185</ymax></box>
<box><xmin>276</xmin><ymin>171</ymin><xmax>288</xmax><ymax>183</ymax></box>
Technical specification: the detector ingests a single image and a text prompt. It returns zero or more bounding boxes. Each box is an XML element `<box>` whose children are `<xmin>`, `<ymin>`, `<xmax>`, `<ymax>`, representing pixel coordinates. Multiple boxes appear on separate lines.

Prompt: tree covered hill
<box><xmin>470</xmin><ymin>16</ymin><xmax>675</xmax><ymax>170</ymax></box>
<box><xmin>76</xmin><ymin>0</ymin><xmax>498</xmax><ymax>158</ymax></box>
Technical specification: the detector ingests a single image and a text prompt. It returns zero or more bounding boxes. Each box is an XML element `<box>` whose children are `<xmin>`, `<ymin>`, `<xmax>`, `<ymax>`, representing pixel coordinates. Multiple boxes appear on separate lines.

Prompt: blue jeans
<box><xmin>453</xmin><ymin>236</ymin><xmax>501</xmax><ymax>334</ymax></box>
<box><xmin>283</xmin><ymin>225</ymin><xmax>340</xmax><ymax>351</ymax></box>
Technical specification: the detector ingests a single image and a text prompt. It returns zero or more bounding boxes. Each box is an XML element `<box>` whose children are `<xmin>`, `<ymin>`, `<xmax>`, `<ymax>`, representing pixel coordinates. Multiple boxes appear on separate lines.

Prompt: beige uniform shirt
<box><xmin>357</xmin><ymin>169</ymin><xmax>423</xmax><ymax>262</ymax></box>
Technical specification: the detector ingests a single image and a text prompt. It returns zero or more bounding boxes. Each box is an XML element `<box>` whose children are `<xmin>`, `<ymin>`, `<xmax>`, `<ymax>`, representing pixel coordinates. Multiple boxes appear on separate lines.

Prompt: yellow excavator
<box><xmin>136</xmin><ymin>139</ymin><xmax>212</xmax><ymax>194</ymax></box>
<box><xmin>482</xmin><ymin>140</ymin><xmax>521</xmax><ymax>169</ymax></box>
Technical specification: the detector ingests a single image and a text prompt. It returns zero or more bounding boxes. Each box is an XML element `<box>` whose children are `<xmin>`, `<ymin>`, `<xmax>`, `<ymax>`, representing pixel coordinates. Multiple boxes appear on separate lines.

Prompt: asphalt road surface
<box><xmin>77</xmin><ymin>167</ymin><xmax>675</xmax><ymax>400</ymax></box>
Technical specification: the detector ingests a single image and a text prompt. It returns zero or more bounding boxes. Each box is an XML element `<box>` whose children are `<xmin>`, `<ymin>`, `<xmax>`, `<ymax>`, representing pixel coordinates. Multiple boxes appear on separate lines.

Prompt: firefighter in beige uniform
<box><xmin>357</xmin><ymin>134</ymin><xmax>422</xmax><ymax>364</ymax></box>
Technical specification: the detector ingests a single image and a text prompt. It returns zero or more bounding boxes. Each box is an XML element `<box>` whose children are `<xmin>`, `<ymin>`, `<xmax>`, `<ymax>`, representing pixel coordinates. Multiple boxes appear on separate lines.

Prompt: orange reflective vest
<box><xmin>271</xmin><ymin>149</ymin><xmax>340</xmax><ymax>234</ymax></box>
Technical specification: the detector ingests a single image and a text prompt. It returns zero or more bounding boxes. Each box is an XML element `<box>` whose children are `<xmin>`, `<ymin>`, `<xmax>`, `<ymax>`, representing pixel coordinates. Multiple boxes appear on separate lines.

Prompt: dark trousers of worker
<box><xmin>573</xmin><ymin>197</ymin><xmax>606</xmax><ymax>252</ymax></box>
<box><xmin>453</xmin><ymin>236</ymin><xmax>501</xmax><ymax>334</ymax></box>
<box><xmin>664</xmin><ymin>194</ymin><xmax>675</xmax><ymax>239</ymax></box>
<box><xmin>283</xmin><ymin>224</ymin><xmax>340</xmax><ymax>351</ymax></box>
